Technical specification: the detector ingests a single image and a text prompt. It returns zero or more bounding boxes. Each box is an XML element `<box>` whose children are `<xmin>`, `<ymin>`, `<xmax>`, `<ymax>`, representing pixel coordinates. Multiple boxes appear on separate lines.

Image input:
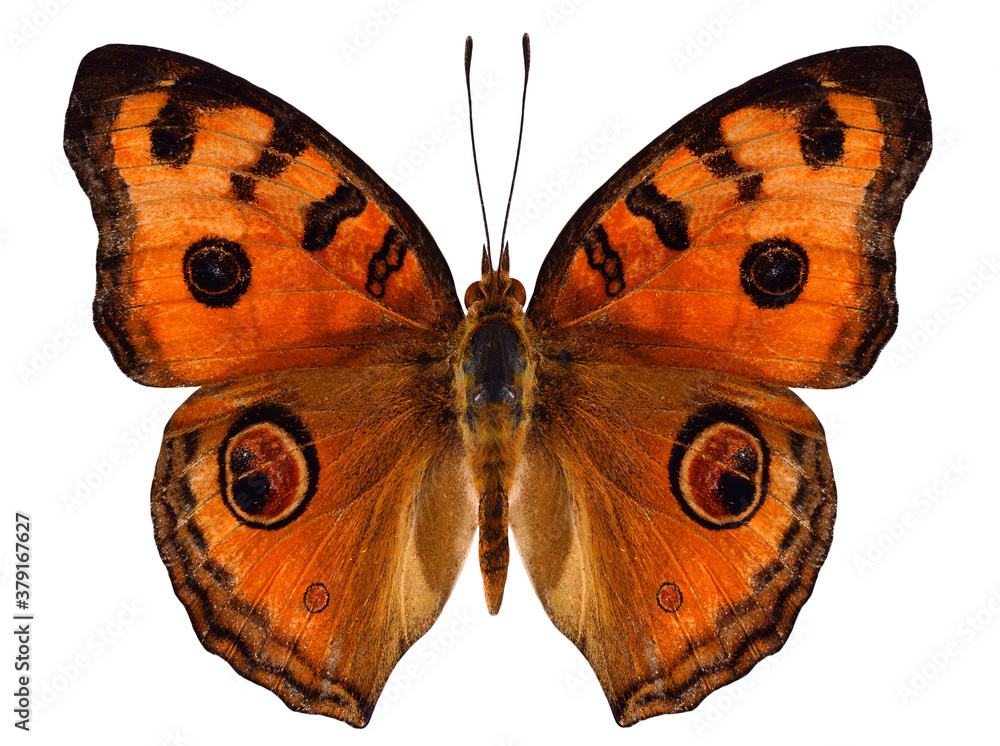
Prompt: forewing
<box><xmin>65</xmin><ymin>45</ymin><xmax>462</xmax><ymax>386</ymax></box>
<box><xmin>528</xmin><ymin>46</ymin><xmax>931</xmax><ymax>388</ymax></box>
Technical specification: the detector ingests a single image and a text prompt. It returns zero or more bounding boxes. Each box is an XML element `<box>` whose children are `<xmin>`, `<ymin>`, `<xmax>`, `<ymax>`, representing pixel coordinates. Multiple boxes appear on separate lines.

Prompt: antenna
<box><xmin>500</xmin><ymin>33</ymin><xmax>531</xmax><ymax>253</ymax></box>
<box><xmin>465</xmin><ymin>36</ymin><xmax>492</xmax><ymax>266</ymax></box>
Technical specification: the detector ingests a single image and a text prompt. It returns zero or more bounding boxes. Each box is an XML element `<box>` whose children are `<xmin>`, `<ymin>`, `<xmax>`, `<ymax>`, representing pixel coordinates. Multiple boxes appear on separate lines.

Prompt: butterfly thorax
<box><xmin>455</xmin><ymin>262</ymin><xmax>535</xmax><ymax>614</ymax></box>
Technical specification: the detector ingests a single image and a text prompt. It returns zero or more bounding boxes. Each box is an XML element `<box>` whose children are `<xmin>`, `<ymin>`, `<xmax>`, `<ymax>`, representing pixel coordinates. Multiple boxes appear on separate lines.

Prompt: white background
<box><xmin>2</xmin><ymin>0</ymin><xmax>998</xmax><ymax>743</ymax></box>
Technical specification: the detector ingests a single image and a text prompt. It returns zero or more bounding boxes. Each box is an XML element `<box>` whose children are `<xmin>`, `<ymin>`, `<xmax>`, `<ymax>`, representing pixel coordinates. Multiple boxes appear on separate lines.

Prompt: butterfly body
<box><xmin>65</xmin><ymin>43</ymin><xmax>931</xmax><ymax>727</ymax></box>
<box><xmin>457</xmin><ymin>252</ymin><xmax>534</xmax><ymax>613</ymax></box>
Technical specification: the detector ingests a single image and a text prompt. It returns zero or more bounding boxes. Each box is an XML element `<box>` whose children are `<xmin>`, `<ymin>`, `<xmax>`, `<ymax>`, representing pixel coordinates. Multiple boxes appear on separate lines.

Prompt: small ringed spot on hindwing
<box><xmin>218</xmin><ymin>404</ymin><xmax>319</xmax><ymax>530</ymax></box>
<box><xmin>740</xmin><ymin>237</ymin><xmax>809</xmax><ymax>309</ymax></box>
<box><xmin>183</xmin><ymin>237</ymin><xmax>252</xmax><ymax>308</ymax></box>
<box><xmin>148</xmin><ymin>97</ymin><xmax>197</xmax><ymax>168</ymax></box>
<box><xmin>303</xmin><ymin>583</ymin><xmax>330</xmax><ymax>613</ymax></box>
<box><xmin>583</xmin><ymin>226</ymin><xmax>625</xmax><ymax>297</ymax></box>
<box><xmin>302</xmin><ymin>182</ymin><xmax>368</xmax><ymax>252</ymax></box>
<box><xmin>624</xmin><ymin>182</ymin><xmax>690</xmax><ymax>251</ymax></box>
<box><xmin>365</xmin><ymin>227</ymin><xmax>406</xmax><ymax>298</ymax></box>
<box><xmin>799</xmin><ymin>100</ymin><xmax>846</xmax><ymax>169</ymax></box>
<box><xmin>669</xmin><ymin>405</ymin><xmax>770</xmax><ymax>530</ymax></box>
<box><xmin>657</xmin><ymin>582</ymin><xmax>683</xmax><ymax>613</ymax></box>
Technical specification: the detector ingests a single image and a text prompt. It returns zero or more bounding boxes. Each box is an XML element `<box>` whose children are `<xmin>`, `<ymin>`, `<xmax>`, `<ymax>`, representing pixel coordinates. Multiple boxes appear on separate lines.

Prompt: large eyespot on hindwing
<box><xmin>669</xmin><ymin>405</ymin><xmax>770</xmax><ymax>530</ymax></box>
<box><xmin>183</xmin><ymin>236</ymin><xmax>252</xmax><ymax>308</ymax></box>
<box><xmin>218</xmin><ymin>405</ymin><xmax>319</xmax><ymax>529</ymax></box>
<box><xmin>739</xmin><ymin>237</ymin><xmax>809</xmax><ymax>309</ymax></box>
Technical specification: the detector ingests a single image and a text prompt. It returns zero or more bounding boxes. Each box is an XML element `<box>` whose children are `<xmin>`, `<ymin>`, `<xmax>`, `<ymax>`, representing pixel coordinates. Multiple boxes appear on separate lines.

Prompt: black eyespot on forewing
<box><xmin>740</xmin><ymin>238</ymin><xmax>809</xmax><ymax>309</ymax></box>
<box><xmin>183</xmin><ymin>237</ymin><xmax>252</xmax><ymax>308</ymax></box>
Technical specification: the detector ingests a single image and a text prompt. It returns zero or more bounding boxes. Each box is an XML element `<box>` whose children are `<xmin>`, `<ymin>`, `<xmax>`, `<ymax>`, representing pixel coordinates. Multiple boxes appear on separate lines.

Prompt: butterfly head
<box><xmin>464</xmin><ymin>243</ymin><xmax>526</xmax><ymax>312</ymax></box>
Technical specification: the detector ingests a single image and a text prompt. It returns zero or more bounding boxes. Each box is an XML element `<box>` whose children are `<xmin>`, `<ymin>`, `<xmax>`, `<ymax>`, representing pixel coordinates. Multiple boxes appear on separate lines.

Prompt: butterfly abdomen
<box><xmin>476</xmin><ymin>456</ymin><xmax>511</xmax><ymax>615</ymax></box>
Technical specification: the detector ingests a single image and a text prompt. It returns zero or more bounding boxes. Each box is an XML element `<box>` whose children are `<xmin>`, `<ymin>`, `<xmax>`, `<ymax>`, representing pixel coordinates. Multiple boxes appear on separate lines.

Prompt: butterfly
<box><xmin>64</xmin><ymin>38</ymin><xmax>931</xmax><ymax>727</ymax></box>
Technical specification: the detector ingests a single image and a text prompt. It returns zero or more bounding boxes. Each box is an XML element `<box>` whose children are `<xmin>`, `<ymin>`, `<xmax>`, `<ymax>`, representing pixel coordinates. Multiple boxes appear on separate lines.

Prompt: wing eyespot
<box><xmin>669</xmin><ymin>406</ymin><xmax>770</xmax><ymax>530</ymax></box>
<box><xmin>739</xmin><ymin>238</ymin><xmax>809</xmax><ymax>309</ymax></box>
<box><xmin>218</xmin><ymin>404</ymin><xmax>319</xmax><ymax>529</ymax></box>
<box><xmin>183</xmin><ymin>237</ymin><xmax>252</xmax><ymax>308</ymax></box>
<box><xmin>656</xmin><ymin>582</ymin><xmax>683</xmax><ymax>613</ymax></box>
<box><xmin>303</xmin><ymin>583</ymin><xmax>330</xmax><ymax>613</ymax></box>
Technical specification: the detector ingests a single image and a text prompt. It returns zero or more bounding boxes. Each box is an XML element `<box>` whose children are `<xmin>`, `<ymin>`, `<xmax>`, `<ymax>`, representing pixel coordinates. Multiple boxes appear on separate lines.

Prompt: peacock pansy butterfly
<box><xmin>64</xmin><ymin>37</ymin><xmax>931</xmax><ymax>727</ymax></box>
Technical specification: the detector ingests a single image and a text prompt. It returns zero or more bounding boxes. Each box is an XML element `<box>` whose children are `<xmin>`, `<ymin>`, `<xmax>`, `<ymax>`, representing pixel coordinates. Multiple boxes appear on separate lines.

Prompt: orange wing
<box><xmin>528</xmin><ymin>46</ymin><xmax>931</xmax><ymax>388</ymax></box>
<box><xmin>152</xmin><ymin>362</ymin><xmax>474</xmax><ymax>727</ymax></box>
<box><xmin>511</xmin><ymin>361</ymin><xmax>834</xmax><ymax>725</ymax></box>
<box><xmin>64</xmin><ymin>45</ymin><xmax>462</xmax><ymax>387</ymax></box>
